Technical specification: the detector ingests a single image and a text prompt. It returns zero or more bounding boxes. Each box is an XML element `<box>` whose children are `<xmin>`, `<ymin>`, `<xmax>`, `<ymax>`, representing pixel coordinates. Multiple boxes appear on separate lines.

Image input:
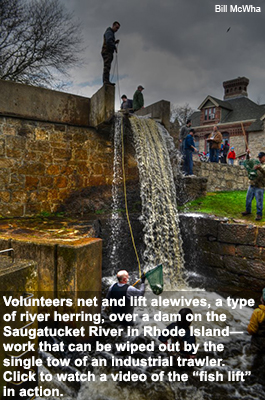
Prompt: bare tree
<box><xmin>171</xmin><ymin>103</ymin><xmax>194</xmax><ymax>126</ymax></box>
<box><xmin>0</xmin><ymin>0</ymin><xmax>83</xmax><ymax>88</ymax></box>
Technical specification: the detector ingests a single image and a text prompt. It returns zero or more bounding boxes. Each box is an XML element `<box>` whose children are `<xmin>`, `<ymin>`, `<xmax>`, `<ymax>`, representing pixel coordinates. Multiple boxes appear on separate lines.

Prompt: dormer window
<box><xmin>204</xmin><ymin>107</ymin><xmax>216</xmax><ymax>120</ymax></box>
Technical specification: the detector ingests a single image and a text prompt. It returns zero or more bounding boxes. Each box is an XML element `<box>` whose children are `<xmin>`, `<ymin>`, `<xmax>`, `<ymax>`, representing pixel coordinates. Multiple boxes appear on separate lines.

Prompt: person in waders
<box><xmin>106</xmin><ymin>270</ymin><xmax>146</xmax><ymax>325</ymax></box>
<box><xmin>247</xmin><ymin>288</ymin><xmax>265</xmax><ymax>385</ymax></box>
<box><xmin>101</xmin><ymin>21</ymin><xmax>120</xmax><ymax>85</ymax></box>
<box><xmin>248</xmin><ymin>288</ymin><xmax>265</xmax><ymax>350</ymax></box>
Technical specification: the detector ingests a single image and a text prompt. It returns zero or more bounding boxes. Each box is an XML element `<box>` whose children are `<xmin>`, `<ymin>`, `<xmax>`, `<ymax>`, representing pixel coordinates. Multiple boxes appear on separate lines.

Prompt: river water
<box><xmin>37</xmin><ymin>115</ymin><xmax>264</xmax><ymax>399</ymax></box>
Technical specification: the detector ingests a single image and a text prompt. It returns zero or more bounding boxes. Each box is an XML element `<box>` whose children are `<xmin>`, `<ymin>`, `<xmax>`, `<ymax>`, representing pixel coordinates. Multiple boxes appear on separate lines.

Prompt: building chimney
<box><xmin>223</xmin><ymin>77</ymin><xmax>249</xmax><ymax>100</ymax></box>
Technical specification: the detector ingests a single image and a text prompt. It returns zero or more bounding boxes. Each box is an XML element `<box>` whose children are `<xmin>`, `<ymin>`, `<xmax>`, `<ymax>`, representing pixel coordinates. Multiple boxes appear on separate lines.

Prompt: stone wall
<box><xmin>0</xmin><ymin>116</ymin><xmax>116</xmax><ymax>216</ymax></box>
<box><xmin>193</xmin><ymin>161</ymin><xmax>249</xmax><ymax>191</ymax></box>
<box><xmin>249</xmin><ymin>131</ymin><xmax>265</xmax><ymax>155</ymax></box>
<box><xmin>179</xmin><ymin>214</ymin><xmax>265</xmax><ymax>297</ymax></box>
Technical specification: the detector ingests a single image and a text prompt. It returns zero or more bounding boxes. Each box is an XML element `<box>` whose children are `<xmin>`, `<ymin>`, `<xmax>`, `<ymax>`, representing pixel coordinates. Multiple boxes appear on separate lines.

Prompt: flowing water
<box><xmin>129</xmin><ymin>116</ymin><xmax>184</xmax><ymax>283</ymax></box>
<box><xmin>109</xmin><ymin>115</ymin><xmax>123</xmax><ymax>270</ymax></box>
<box><xmin>37</xmin><ymin>115</ymin><xmax>264</xmax><ymax>400</ymax></box>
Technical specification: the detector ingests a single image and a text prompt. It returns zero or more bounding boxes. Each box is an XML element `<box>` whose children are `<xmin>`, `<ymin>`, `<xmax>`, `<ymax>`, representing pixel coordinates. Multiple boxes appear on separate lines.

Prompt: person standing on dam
<box><xmin>101</xmin><ymin>21</ymin><xmax>120</xmax><ymax>85</ymax></box>
<box><xmin>133</xmin><ymin>85</ymin><xmax>144</xmax><ymax>111</ymax></box>
<box><xmin>106</xmin><ymin>270</ymin><xmax>146</xmax><ymax>325</ymax></box>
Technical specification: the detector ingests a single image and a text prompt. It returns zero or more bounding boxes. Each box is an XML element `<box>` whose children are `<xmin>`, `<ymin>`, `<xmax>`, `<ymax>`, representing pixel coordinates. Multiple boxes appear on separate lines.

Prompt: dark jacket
<box><xmin>179</xmin><ymin>125</ymin><xmax>190</xmax><ymax>141</ymax></box>
<box><xmin>102</xmin><ymin>27</ymin><xmax>117</xmax><ymax>54</ymax></box>
<box><xmin>133</xmin><ymin>90</ymin><xmax>144</xmax><ymax>111</ymax></box>
<box><xmin>121</xmin><ymin>99</ymin><xmax>133</xmax><ymax>110</ymax></box>
<box><xmin>184</xmin><ymin>134</ymin><xmax>195</xmax><ymax>151</ymax></box>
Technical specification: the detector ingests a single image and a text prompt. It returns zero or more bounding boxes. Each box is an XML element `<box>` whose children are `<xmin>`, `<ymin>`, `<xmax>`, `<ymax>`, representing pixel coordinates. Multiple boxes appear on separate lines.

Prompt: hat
<box><xmin>138</xmin><ymin>85</ymin><xmax>144</xmax><ymax>90</ymax></box>
<box><xmin>258</xmin><ymin>152</ymin><xmax>265</xmax><ymax>159</ymax></box>
<box><xmin>121</xmin><ymin>94</ymin><xmax>127</xmax><ymax>99</ymax></box>
<box><xmin>263</xmin><ymin>288</ymin><xmax>265</xmax><ymax>301</ymax></box>
<box><xmin>231</xmin><ymin>147</ymin><xmax>234</xmax><ymax>150</ymax></box>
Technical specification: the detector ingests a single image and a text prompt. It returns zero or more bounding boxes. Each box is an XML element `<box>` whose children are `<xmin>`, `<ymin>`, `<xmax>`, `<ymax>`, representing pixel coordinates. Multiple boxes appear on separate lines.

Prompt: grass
<box><xmin>180</xmin><ymin>191</ymin><xmax>264</xmax><ymax>224</ymax></box>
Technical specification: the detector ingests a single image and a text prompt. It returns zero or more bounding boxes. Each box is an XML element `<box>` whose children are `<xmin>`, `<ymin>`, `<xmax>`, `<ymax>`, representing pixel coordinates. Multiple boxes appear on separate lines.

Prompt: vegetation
<box><xmin>0</xmin><ymin>0</ymin><xmax>83</xmax><ymax>88</ymax></box>
<box><xmin>180</xmin><ymin>191</ymin><xmax>264</xmax><ymax>223</ymax></box>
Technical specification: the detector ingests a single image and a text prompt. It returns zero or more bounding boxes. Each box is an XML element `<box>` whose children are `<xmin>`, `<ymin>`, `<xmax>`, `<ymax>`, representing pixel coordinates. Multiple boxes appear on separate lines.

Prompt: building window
<box><xmin>204</xmin><ymin>107</ymin><xmax>216</xmax><ymax>121</ymax></box>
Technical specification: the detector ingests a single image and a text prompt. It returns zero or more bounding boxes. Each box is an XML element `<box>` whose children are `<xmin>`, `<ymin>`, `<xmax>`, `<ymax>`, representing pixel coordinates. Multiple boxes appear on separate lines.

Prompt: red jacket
<box><xmin>228</xmin><ymin>150</ymin><xmax>236</xmax><ymax>159</ymax></box>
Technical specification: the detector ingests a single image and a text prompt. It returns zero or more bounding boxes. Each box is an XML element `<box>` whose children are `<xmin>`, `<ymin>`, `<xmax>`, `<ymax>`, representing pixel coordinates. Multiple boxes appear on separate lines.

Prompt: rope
<box><xmin>111</xmin><ymin>46</ymin><xmax>141</xmax><ymax>277</ymax></box>
<box><xmin>121</xmin><ymin>117</ymin><xmax>141</xmax><ymax>278</ymax></box>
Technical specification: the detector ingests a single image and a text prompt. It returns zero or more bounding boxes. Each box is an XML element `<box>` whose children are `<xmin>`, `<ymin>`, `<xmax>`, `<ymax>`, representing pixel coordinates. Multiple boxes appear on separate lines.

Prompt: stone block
<box><xmin>47</xmin><ymin>165</ymin><xmax>61</xmax><ymax>175</ymax></box>
<box><xmin>223</xmin><ymin>256</ymin><xmax>265</xmax><ymax>280</ymax></box>
<box><xmin>5</xmin><ymin>135</ymin><xmax>26</xmax><ymax>149</ymax></box>
<box><xmin>35</xmin><ymin>128</ymin><xmax>49</xmax><ymax>141</ymax></box>
<box><xmin>218</xmin><ymin>222</ymin><xmax>257</xmax><ymax>245</ymax></box>
<box><xmin>256</xmin><ymin>227</ymin><xmax>265</xmax><ymax>247</ymax></box>
<box><xmin>54</xmin><ymin>176</ymin><xmax>68</xmax><ymax>188</ymax></box>
<box><xmin>57</xmin><ymin>239</ymin><xmax>102</xmax><ymax>334</ymax></box>
<box><xmin>28</xmin><ymin>140</ymin><xmax>50</xmax><ymax>152</ymax></box>
<box><xmin>0</xmin><ymin>139</ymin><xmax>5</xmax><ymax>155</ymax></box>
<box><xmin>52</xmin><ymin>147</ymin><xmax>71</xmax><ymax>159</ymax></box>
<box><xmin>10</xmin><ymin>240</ymin><xmax>56</xmax><ymax>294</ymax></box>
<box><xmin>18</xmin><ymin>162</ymin><xmax>45</xmax><ymax>176</ymax></box>
<box><xmin>0</xmin><ymin>257</ymin><xmax>38</xmax><ymax>398</ymax></box>
<box><xmin>236</xmin><ymin>245</ymin><xmax>263</xmax><ymax>260</ymax></box>
<box><xmin>0</xmin><ymin>191</ymin><xmax>10</xmax><ymax>203</ymax></box>
<box><xmin>25</xmin><ymin>176</ymin><xmax>39</xmax><ymax>189</ymax></box>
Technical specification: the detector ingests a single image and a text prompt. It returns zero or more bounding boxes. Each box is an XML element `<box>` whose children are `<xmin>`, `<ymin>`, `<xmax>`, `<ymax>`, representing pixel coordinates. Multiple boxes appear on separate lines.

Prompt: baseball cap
<box><xmin>138</xmin><ymin>85</ymin><xmax>144</xmax><ymax>90</ymax></box>
<box><xmin>258</xmin><ymin>152</ymin><xmax>265</xmax><ymax>159</ymax></box>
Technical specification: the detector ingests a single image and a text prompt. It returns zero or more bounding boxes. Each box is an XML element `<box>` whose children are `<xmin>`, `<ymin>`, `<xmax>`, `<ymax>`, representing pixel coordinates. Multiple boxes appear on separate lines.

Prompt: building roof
<box><xmin>198</xmin><ymin>95</ymin><xmax>233</xmax><ymax>111</ymax></box>
<box><xmin>247</xmin><ymin>118</ymin><xmax>264</xmax><ymax>132</ymax></box>
<box><xmin>221</xmin><ymin>97</ymin><xmax>265</xmax><ymax>124</ymax></box>
<box><xmin>191</xmin><ymin>94</ymin><xmax>265</xmax><ymax>131</ymax></box>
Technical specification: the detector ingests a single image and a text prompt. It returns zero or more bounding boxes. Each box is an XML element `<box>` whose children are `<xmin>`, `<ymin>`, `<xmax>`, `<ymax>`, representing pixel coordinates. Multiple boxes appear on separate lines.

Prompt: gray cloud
<box><xmin>62</xmin><ymin>0</ymin><xmax>265</xmax><ymax>110</ymax></box>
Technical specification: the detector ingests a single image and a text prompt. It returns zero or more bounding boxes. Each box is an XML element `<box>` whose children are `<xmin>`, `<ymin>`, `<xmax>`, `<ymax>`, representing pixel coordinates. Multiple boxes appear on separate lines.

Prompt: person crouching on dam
<box><xmin>106</xmin><ymin>270</ymin><xmax>146</xmax><ymax>325</ymax></box>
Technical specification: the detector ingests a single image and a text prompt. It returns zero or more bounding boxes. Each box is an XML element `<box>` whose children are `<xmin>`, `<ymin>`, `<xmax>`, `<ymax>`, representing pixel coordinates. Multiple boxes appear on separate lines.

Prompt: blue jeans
<box><xmin>184</xmin><ymin>148</ymin><xmax>193</xmax><ymax>175</ymax></box>
<box><xmin>246</xmin><ymin>186</ymin><xmax>264</xmax><ymax>216</ymax></box>
<box><xmin>210</xmin><ymin>148</ymin><xmax>220</xmax><ymax>163</ymax></box>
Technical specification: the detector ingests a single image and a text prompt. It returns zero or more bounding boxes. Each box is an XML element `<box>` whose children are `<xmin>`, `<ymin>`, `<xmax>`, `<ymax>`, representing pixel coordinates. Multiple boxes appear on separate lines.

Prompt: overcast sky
<box><xmin>61</xmin><ymin>0</ymin><xmax>265</xmax><ymax>111</ymax></box>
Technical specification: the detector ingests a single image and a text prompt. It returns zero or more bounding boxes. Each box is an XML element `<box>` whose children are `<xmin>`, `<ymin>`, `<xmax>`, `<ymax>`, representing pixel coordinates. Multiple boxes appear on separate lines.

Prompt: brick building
<box><xmin>190</xmin><ymin>77</ymin><xmax>265</xmax><ymax>160</ymax></box>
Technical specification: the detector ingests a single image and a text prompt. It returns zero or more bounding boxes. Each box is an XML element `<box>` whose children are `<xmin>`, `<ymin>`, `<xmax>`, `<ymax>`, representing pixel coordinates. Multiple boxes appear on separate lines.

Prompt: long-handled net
<box><xmin>145</xmin><ymin>264</ymin><xmax>163</xmax><ymax>295</ymax></box>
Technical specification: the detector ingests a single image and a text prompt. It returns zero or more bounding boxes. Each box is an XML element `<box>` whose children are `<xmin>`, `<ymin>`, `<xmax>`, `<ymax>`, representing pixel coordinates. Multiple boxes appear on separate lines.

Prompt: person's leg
<box><xmin>255</xmin><ymin>188</ymin><xmax>264</xmax><ymax>216</ymax></box>
<box><xmin>214</xmin><ymin>149</ymin><xmax>220</xmax><ymax>163</ymax></box>
<box><xmin>189</xmin><ymin>150</ymin><xmax>193</xmax><ymax>175</ymax></box>
<box><xmin>209</xmin><ymin>148</ymin><xmax>214</xmax><ymax>162</ymax></box>
<box><xmin>187</xmin><ymin>150</ymin><xmax>193</xmax><ymax>175</ymax></box>
<box><xmin>102</xmin><ymin>52</ymin><xmax>113</xmax><ymax>83</ymax></box>
<box><xmin>245</xmin><ymin>186</ymin><xmax>255</xmax><ymax>213</ymax></box>
<box><xmin>183</xmin><ymin>149</ymin><xmax>188</xmax><ymax>175</ymax></box>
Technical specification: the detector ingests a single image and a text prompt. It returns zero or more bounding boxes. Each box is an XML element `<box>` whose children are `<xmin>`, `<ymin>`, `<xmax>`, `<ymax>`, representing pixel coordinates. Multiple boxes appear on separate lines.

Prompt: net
<box><xmin>243</xmin><ymin>159</ymin><xmax>260</xmax><ymax>180</ymax></box>
<box><xmin>145</xmin><ymin>264</ymin><xmax>163</xmax><ymax>295</ymax></box>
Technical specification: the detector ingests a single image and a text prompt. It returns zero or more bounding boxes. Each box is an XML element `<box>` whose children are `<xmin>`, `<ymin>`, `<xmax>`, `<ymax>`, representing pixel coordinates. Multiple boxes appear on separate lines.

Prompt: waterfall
<box><xmin>129</xmin><ymin>116</ymin><xmax>184</xmax><ymax>283</ymax></box>
<box><xmin>109</xmin><ymin>115</ymin><xmax>123</xmax><ymax>270</ymax></box>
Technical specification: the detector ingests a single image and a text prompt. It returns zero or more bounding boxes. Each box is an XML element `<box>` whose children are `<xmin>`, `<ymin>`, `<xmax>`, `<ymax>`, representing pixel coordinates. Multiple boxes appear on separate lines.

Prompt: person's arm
<box><xmin>179</xmin><ymin>127</ymin><xmax>184</xmax><ymax>141</ymax></box>
<box><xmin>126</xmin><ymin>283</ymin><xmax>145</xmax><ymax>298</ymax></box>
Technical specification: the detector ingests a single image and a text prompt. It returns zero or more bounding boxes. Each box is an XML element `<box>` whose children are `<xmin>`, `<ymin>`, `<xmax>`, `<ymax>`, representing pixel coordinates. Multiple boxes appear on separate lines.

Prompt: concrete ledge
<box><xmin>89</xmin><ymin>84</ymin><xmax>115</xmax><ymax>128</ymax></box>
<box><xmin>135</xmin><ymin>100</ymin><xmax>171</xmax><ymax>130</ymax></box>
<box><xmin>0</xmin><ymin>80</ymin><xmax>90</xmax><ymax>126</ymax></box>
<box><xmin>0</xmin><ymin>80</ymin><xmax>115</xmax><ymax>128</ymax></box>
